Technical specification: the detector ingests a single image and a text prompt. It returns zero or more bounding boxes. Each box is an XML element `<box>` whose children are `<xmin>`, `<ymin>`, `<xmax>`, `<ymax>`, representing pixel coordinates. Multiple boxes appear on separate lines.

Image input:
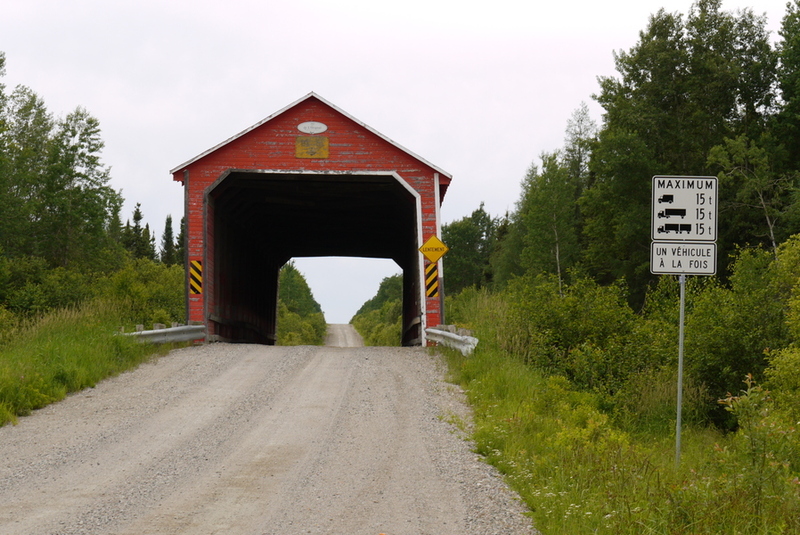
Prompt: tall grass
<box><xmin>0</xmin><ymin>299</ymin><xmax>169</xmax><ymax>426</ymax></box>
<box><xmin>443</xmin><ymin>287</ymin><xmax>800</xmax><ymax>534</ymax></box>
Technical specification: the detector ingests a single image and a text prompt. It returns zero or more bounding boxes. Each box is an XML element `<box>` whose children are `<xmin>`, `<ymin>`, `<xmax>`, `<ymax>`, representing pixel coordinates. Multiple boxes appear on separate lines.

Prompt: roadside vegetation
<box><xmin>351</xmin><ymin>274</ymin><xmax>402</xmax><ymax>345</ymax></box>
<box><xmin>276</xmin><ymin>262</ymin><xmax>327</xmax><ymax>345</ymax></box>
<box><xmin>443</xmin><ymin>252</ymin><xmax>800</xmax><ymax>533</ymax></box>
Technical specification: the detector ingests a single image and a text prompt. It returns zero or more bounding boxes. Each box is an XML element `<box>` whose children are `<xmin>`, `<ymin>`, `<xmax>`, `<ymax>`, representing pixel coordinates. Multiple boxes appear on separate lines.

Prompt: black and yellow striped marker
<box><xmin>189</xmin><ymin>260</ymin><xmax>203</xmax><ymax>295</ymax></box>
<box><xmin>425</xmin><ymin>262</ymin><xmax>439</xmax><ymax>298</ymax></box>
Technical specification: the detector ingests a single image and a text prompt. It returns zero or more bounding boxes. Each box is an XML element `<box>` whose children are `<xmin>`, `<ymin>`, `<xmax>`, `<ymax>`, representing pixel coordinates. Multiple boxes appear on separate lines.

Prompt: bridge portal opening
<box><xmin>208</xmin><ymin>171</ymin><xmax>423</xmax><ymax>345</ymax></box>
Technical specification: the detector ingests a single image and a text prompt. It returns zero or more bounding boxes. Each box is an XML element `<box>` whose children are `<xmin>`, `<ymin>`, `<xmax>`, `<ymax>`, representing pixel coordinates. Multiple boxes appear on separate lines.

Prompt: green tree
<box><xmin>0</xmin><ymin>84</ymin><xmax>54</xmax><ymax>258</ymax></box>
<box><xmin>0</xmin><ymin>58</ymin><xmax>121</xmax><ymax>268</ymax></box>
<box><xmin>518</xmin><ymin>153</ymin><xmax>581</xmax><ymax>294</ymax></box>
<box><xmin>175</xmin><ymin>216</ymin><xmax>186</xmax><ymax>265</ymax></box>
<box><xmin>277</xmin><ymin>262</ymin><xmax>326</xmax><ymax>345</ymax></box>
<box><xmin>353</xmin><ymin>274</ymin><xmax>402</xmax><ymax>317</ymax></box>
<box><xmin>776</xmin><ymin>0</ymin><xmax>800</xmax><ymax>173</ymax></box>
<box><xmin>122</xmin><ymin>204</ymin><xmax>156</xmax><ymax>260</ymax></box>
<box><xmin>278</xmin><ymin>262</ymin><xmax>322</xmax><ymax>317</ymax></box>
<box><xmin>36</xmin><ymin>107</ymin><xmax>122</xmax><ymax>267</ymax></box>
<box><xmin>487</xmin><ymin>213</ymin><xmax>524</xmax><ymax>289</ymax></box>
<box><xmin>160</xmin><ymin>215</ymin><xmax>178</xmax><ymax>265</ymax></box>
<box><xmin>490</xmin><ymin>104</ymin><xmax>595</xmax><ymax>291</ymax></box>
<box><xmin>351</xmin><ymin>274</ymin><xmax>403</xmax><ymax>346</ymax></box>
<box><xmin>708</xmin><ymin>135</ymin><xmax>799</xmax><ymax>258</ymax></box>
<box><xmin>441</xmin><ymin>203</ymin><xmax>496</xmax><ymax>295</ymax></box>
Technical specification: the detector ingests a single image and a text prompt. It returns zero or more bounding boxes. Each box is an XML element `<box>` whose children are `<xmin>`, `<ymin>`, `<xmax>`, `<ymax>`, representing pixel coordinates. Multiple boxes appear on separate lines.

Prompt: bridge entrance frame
<box><xmin>170</xmin><ymin>93</ymin><xmax>451</xmax><ymax>345</ymax></box>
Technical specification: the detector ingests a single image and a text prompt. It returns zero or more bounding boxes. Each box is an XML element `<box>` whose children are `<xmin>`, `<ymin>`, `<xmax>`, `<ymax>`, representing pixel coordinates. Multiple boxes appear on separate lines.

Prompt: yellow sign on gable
<box><xmin>295</xmin><ymin>136</ymin><xmax>329</xmax><ymax>158</ymax></box>
<box><xmin>419</xmin><ymin>235</ymin><xmax>449</xmax><ymax>263</ymax></box>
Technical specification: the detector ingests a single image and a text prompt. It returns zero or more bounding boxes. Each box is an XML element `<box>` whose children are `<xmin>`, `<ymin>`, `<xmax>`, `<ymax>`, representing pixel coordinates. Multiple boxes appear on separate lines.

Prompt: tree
<box><xmin>563</xmin><ymin>101</ymin><xmax>597</xmax><ymax>189</ymax></box>
<box><xmin>0</xmin><ymin>61</ymin><xmax>121</xmax><ymax>268</ymax></box>
<box><xmin>122</xmin><ymin>204</ymin><xmax>156</xmax><ymax>260</ymax></box>
<box><xmin>490</xmin><ymin>105</ymin><xmax>596</xmax><ymax>291</ymax></box>
<box><xmin>353</xmin><ymin>274</ymin><xmax>402</xmax><ymax>317</ymax></box>
<box><xmin>278</xmin><ymin>261</ymin><xmax>322</xmax><ymax>317</ymax></box>
<box><xmin>776</xmin><ymin>0</ymin><xmax>800</xmax><ymax>172</ymax></box>
<box><xmin>708</xmin><ymin>135</ymin><xmax>799</xmax><ymax>258</ymax></box>
<box><xmin>37</xmin><ymin>107</ymin><xmax>122</xmax><ymax>267</ymax></box>
<box><xmin>160</xmin><ymin>215</ymin><xmax>178</xmax><ymax>265</ymax></box>
<box><xmin>175</xmin><ymin>216</ymin><xmax>186</xmax><ymax>265</ymax></box>
<box><xmin>518</xmin><ymin>153</ymin><xmax>581</xmax><ymax>294</ymax></box>
<box><xmin>441</xmin><ymin>203</ymin><xmax>497</xmax><ymax>295</ymax></box>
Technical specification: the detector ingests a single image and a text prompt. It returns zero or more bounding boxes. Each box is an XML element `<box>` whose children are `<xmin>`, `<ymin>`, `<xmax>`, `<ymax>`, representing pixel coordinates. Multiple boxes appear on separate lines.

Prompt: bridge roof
<box><xmin>170</xmin><ymin>92</ymin><xmax>453</xmax><ymax>186</ymax></box>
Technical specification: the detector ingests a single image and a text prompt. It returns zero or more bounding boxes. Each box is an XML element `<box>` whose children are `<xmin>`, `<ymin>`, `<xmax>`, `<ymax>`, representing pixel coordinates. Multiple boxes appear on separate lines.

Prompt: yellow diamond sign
<box><xmin>419</xmin><ymin>235</ymin><xmax>449</xmax><ymax>263</ymax></box>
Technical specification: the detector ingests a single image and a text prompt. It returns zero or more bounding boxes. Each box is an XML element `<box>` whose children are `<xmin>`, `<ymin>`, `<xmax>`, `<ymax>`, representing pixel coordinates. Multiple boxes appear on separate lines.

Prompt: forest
<box><xmin>348</xmin><ymin>1</ymin><xmax>800</xmax><ymax>532</ymax></box>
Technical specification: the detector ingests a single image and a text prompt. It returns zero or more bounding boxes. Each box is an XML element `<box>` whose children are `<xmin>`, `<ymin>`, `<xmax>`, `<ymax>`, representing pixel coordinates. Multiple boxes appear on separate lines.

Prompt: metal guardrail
<box><xmin>425</xmin><ymin>327</ymin><xmax>479</xmax><ymax>356</ymax></box>
<box><xmin>124</xmin><ymin>324</ymin><xmax>206</xmax><ymax>344</ymax></box>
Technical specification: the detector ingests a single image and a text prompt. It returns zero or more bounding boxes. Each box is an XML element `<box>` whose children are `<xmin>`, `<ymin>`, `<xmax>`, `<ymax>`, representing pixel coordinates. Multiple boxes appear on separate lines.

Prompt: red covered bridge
<box><xmin>170</xmin><ymin>93</ymin><xmax>451</xmax><ymax>346</ymax></box>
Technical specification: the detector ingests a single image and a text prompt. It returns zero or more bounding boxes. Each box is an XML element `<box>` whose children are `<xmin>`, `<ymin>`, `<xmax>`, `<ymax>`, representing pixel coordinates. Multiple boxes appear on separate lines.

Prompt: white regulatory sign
<box><xmin>651</xmin><ymin>176</ymin><xmax>717</xmax><ymax>242</ymax></box>
<box><xmin>651</xmin><ymin>241</ymin><xmax>717</xmax><ymax>275</ymax></box>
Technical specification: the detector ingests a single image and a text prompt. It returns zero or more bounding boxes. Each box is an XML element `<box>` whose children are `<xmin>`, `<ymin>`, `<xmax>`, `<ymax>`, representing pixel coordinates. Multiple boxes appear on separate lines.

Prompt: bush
<box><xmin>95</xmin><ymin>258</ymin><xmax>185</xmax><ymax>328</ymax></box>
<box><xmin>351</xmin><ymin>299</ymin><xmax>402</xmax><ymax>346</ymax></box>
<box><xmin>277</xmin><ymin>302</ymin><xmax>326</xmax><ymax>345</ymax></box>
<box><xmin>503</xmin><ymin>273</ymin><xmax>637</xmax><ymax>394</ymax></box>
<box><xmin>686</xmin><ymin>248</ymin><xmax>791</xmax><ymax>426</ymax></box>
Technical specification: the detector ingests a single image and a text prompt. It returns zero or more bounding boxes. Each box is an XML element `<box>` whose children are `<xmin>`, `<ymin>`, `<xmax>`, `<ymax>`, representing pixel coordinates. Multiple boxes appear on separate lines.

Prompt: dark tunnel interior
<box><xmin>207</xmin><ymin>171</ymin><xmax>423</xmax><ymax>345</ymax></box>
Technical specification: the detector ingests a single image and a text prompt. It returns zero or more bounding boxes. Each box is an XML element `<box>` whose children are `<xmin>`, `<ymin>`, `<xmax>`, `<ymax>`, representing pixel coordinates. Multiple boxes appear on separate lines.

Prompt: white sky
<box><xmin>2</xmin><ymin>0</ymin><xmax>791</xmax><ymax>323</ymax></box>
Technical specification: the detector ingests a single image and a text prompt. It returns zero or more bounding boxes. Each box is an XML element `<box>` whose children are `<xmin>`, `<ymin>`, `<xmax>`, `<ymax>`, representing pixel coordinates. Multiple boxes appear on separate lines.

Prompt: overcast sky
<box><xmin>2</xmin><ymin>0</ymin><xmax>791</xmax><ymax>323</ymax></box>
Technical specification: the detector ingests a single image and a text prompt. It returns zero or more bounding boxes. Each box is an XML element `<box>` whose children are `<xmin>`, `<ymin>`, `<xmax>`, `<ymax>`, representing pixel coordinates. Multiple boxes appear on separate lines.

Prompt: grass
<box><xmin>442</xmin><ymin>342</ymin><xmax>800</xmax><ymax>534</ymax></box>
<box><xmin>0</xmin><ymin>299</ymin><xmax>172</xmax><ymax>426</ymax></box>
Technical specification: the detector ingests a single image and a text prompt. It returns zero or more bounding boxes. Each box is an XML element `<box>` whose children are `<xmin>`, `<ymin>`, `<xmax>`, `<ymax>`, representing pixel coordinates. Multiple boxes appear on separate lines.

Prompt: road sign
<box><xmin>419</xmin><ymin>235</ymin><xmax>449</xmax><ymax>263</ymax></box>
<box><xmin>651</xmin><ymin>242</ymin><xmax>717</xmax><ymax>275</ymax></box>
<box><xmin>651</xmin><ymin>176</ymin><xmax>717</xmax><ymax>242</ymax></box>
<box><xmin>651</xmin><ymin>175</ymin><xmax>718</xmax><ymax>276</ymax></box>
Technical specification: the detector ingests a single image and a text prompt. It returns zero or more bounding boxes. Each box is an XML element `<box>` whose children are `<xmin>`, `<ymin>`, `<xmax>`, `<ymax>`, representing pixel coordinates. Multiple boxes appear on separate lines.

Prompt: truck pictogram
<box><xmin>658</xmin><ymin>224</ymin><xmax>692</xmax><ymax>234</ymax></box>
<box><xmin>658</xmin><ymin>194</ymin><xmax>674</xmax><ymax>204</ymax></box>
<box><xmin>658</xmin><ymin>208</ymin><xmax>687</xmax><ymax>219</ymax></box>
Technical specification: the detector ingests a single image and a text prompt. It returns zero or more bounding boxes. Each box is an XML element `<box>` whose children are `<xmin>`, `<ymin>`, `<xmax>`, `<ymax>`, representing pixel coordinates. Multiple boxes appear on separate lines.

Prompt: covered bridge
<box><xmin>170</xmin><ymin>93</ymin><xmax>451</xmax><ymax>345</ymax></box>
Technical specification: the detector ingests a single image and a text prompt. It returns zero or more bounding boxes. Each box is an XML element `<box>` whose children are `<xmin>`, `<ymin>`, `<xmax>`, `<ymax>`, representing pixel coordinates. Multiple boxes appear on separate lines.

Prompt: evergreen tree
<box><xmin>175</xmin><ymin>216</ymin><xmax>186</xmax><ymax>266</ymax></box>
<box><xmin>160</xmin><ymin>215</ymin><xmax>177</xmax><ymax>265</ymax></box>
<box><xmin>776</xmin><ymin>0</ymin><xmax>800</xmax><ymax>172</ymax></box>
<box><xmin>122</xmin><ymin>204</ymin><xmax>156</xmax><ymax>260</ymax></box>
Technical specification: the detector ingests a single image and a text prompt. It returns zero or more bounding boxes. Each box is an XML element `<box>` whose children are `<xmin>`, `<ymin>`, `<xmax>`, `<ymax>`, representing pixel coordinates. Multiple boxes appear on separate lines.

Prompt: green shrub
<box><xmin>351</xmin><ymin>299</ymin><xmax>402</xmax><ymax>346</ymax></box>
<box><xmin>95</xmin><ymin>258</ymin><xmax>185</xmax><ymax>328</ymax></box>
<box><xmin>686</xmin><ymin>248</ymin><xmax>790</xmax><ymax>427</ymax></box>
<box><xmin>277</xmin><ymin>302</ymin><xmax>326</xmax><ymax>345</ymax></box>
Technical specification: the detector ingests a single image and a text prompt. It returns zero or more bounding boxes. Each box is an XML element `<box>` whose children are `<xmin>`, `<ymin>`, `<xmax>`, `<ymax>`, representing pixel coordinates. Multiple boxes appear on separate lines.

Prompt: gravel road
<box><xmin>0</xmin><ymin>324</ymin><xmax>536</xmax><ymax>535</ymax></box>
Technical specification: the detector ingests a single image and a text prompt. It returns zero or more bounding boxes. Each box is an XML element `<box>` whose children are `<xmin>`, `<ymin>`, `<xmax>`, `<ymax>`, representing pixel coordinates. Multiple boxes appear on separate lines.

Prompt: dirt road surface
<box><xmin>0</xmin><ymin>324</ymin><xmax>535</xmax><ymax>534</ymax></box>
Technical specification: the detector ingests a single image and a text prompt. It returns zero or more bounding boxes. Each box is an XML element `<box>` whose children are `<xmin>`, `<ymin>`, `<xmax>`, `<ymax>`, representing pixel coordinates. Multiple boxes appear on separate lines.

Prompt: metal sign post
<box><xmin>650</xmin><ymin>176</ymin><xmax>717</xmax><ymax>466</ymax></box>
<box><xmin>676</xmin><ymin>274</ymin><xmax>686</xmax><ymax>465</ymax></box>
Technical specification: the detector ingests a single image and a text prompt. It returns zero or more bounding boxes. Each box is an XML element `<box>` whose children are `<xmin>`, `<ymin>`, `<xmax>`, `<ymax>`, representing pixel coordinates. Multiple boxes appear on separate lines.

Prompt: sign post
<box><xmin>650</xmin><ymin>175</ymin><xmax>717</xmax><ymax>466</ymax></box>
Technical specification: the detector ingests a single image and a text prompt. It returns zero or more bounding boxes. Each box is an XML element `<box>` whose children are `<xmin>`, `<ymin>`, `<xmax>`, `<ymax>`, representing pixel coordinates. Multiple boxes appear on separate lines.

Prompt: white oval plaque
<box><xmin>297</xmin><ymin>121</ymin><xmax>328</xmax><ymax>134</ymax></box>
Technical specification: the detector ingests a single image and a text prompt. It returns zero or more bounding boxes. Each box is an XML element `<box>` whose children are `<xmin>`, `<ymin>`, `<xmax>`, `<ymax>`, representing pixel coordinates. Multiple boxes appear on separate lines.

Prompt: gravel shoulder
<box><xmin>0</xmin><ymin>325</ymin><xmax>536</xmax><ymax>534</ymax></box>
